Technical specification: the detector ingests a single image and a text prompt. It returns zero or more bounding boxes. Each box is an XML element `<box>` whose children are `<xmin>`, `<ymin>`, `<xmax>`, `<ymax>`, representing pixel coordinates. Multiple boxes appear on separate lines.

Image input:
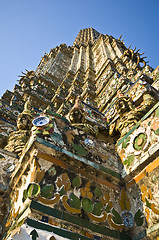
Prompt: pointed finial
<box><xmin>119</xmin><ymin>34</ymin><xmax>122</xmax><ymax>40</ymax></box>
<box><xmin>135</xmin><ymin>49</ymin><xmax>140</xmax><ymax>53</ymax></box>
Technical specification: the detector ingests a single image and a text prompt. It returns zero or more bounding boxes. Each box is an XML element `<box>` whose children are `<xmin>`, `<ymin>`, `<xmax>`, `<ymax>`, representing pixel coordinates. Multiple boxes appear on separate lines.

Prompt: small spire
<box><xmin>73</xmin><ymin>28</ymin><xmax>100</xmax><ymax>47</ymax></box>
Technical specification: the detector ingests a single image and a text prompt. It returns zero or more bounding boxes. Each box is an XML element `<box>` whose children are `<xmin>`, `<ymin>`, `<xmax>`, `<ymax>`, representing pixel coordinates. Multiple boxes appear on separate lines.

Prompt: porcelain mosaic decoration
<box><xmin>0</xmin><ymin>28</ymin><xmax>159</xmax><ymax>239</ymax></box>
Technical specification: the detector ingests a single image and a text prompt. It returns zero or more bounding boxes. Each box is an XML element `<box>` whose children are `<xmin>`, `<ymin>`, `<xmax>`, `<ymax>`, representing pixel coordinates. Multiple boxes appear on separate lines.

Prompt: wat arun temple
<box><xmin>0</xmin><ymin>28</ymin><xmax>158</xmax><ymax>239</ymax></box>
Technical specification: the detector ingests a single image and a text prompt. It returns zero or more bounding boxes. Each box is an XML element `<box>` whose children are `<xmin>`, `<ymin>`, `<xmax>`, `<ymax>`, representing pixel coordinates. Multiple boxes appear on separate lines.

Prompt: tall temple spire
<box><xmin>0</xmin><ymin>29</ymin><xmax>159</xmax><ymax>240</ymax></box>
<box><xmin>73</xmin><ymin>27</ymin><xmax>100</xmax><ymax>46</ymax></box>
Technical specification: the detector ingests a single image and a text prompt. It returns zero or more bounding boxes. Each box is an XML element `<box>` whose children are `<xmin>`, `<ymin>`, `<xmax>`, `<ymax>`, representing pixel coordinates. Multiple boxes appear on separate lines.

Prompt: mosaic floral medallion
<box><xmin>126</xmin><ymin>127</ymin><xmax>150</xmax><ymax>156</ymax></box>
<box><xmin>84</xmin><ymin>139</ymin><xmax>95</xmax><ymax>148</ymax></box>
<box><xmin>133</xmin><ymin>133</ymin><xmax>146</xmax><ymax>150</ymax></box>
<box><xmin>121</xmin><ymin>210</ymin><xmax>134</xmax><ymax>228</ymax></box>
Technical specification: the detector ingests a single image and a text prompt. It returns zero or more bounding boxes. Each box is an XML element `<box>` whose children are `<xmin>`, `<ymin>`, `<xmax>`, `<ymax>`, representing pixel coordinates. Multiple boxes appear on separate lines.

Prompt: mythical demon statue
<box><xmin>67</xmin><ymin>96</ymin><xmax>98</xmax><ymax>136</ymax></box>
<box><xmin>4</xmin><ymin>98</ymin><xmax>33</xmax><ymax>155</ymax></box>
<box><xmin>109</xmin><ymin>90</ymin><xmax>139</xmax><ymax>138</ymax></box>
<box><xmin>109</xmin><ymin>90</ymin><xmax>157</xmax><ymax>139</ymax></box>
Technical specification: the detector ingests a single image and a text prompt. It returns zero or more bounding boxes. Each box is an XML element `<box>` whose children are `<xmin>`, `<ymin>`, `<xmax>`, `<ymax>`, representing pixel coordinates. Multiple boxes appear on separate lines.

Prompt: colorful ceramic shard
<box><xmin>32</xmin><ymin>116</ymin><xmax>50</xmax><ymax>127</ymax></box>
<box><xmin>84</xmin><ymin>139</ymin><xmax>95</xmax><ymax>148</ymax></box>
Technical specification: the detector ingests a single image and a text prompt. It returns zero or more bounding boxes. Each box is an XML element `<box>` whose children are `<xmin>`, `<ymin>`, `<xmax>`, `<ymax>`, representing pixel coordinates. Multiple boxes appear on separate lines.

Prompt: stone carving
<box><xmin>134</xmin><ymin>93</ymin><xmax>157</xmax><ymax>118</ymax></box>
<box><xmin>4</xmin><ymin>98</ymin><xmax>33</xmax><ymax>155</ymax></box>
<box><xmin>109</xmin><ymin>90</ymin><xmax>139</xmax><ymax>138</ymax></box>
<box><xmin>67</xmin><ymin>96</ymin><xmax>98</xmax><ymax>136</ymax></box>
<box><xmin>109</xmin><ymin>90</ymin><xmax>157</xmax><ymax>139</ymax></box>
<box><xmin>124</xmin><ymin>47</ymin><xmax>148</xmax><ymax>68</ymax></box>
<box><xmin>16</xmin><ymin>98</ymin><xmax>33</xmax><ymax>130</ymax></box>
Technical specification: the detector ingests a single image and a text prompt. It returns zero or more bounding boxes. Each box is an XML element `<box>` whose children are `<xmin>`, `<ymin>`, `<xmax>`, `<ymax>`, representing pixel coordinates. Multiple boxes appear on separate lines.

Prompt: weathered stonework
<box><xmin>0</xmin><ymin>28</ymin><xmax>158</xmax><ymax>240</ymax></box>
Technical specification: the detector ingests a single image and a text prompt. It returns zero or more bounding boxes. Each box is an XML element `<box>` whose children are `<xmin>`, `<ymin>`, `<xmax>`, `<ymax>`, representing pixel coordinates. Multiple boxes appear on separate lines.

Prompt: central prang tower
<box><xmin>0</xmin><ymin>28</ymin><xmax>159</xmax><ymax>240</ymax></box>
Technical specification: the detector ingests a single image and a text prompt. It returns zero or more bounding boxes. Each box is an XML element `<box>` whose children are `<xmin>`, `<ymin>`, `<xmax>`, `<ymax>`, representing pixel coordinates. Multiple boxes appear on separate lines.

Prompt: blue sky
<box><xmin>0</xmin><ymin>0</ymin><xmax>159</xmax><ymax>97</ymax></box>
